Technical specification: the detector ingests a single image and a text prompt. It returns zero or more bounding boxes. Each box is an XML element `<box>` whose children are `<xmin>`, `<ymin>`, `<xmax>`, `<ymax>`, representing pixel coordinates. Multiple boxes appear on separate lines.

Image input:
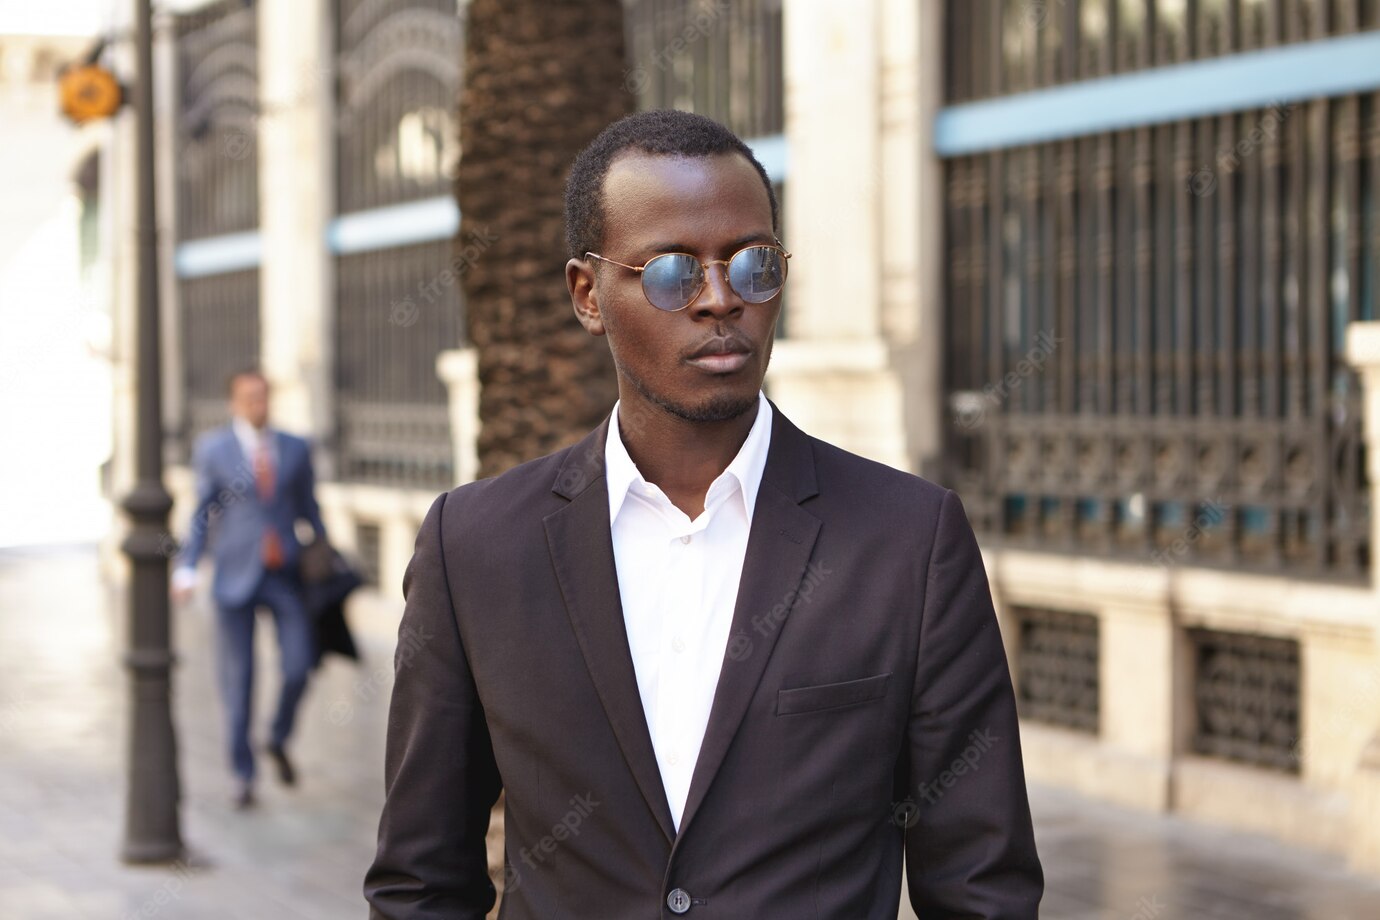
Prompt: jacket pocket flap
<box><xmin>776</xmin><ymin>672</ymin><xmax>891</xmax><ymax>715</ymax></box>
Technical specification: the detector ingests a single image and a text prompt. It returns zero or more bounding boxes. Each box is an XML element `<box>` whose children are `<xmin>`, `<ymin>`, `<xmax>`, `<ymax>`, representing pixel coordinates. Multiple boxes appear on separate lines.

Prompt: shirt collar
<box><xmin>605</xmin><ymin>390</ymin><xmax>772</xmax><ymax>527</ymax></box>
<box><xmin>232</xmin><ymin>417</ymin><xmax>270</xmax><ymax>452</ymax></box>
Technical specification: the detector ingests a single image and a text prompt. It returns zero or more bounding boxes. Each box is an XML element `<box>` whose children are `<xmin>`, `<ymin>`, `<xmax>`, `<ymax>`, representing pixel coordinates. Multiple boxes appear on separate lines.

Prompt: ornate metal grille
<box><xmin>174</xmin><ymin>0</ymin><xmax>259</xmax><ymax>239</ymax></box>
<box><xmin>943</xmin><ymin>40</ymin><xmax>1375</xmax><ymax>578</ymax></box>
<box><xmin>1191</xmin><ymin>628</ymin><xmax>1301</xmax><ymax>773</ymax></box>
<box><xmin>622</xmin><ymin>0</ymin><xmax>784</xmax><ymax>140</ymax></box>
<box><xmin>336</xmin><ymin>0</ymin><xmax>462</xmax><ymax>213</ymax></box>
<box><xmin>335</xmin><ymin>241</ymin><xmax>459</xmax><ymax>489</ymax></box>
<box><xmin>174</xmin><ymin>2</ymin><xmax>261</xmax><ymax>461</ymax></box>
<box><xmin>947</xmin><ymin>0</ymin><xmax>1380</xmax><ymax>103</ymax></box>
<box><xmin>1014</xmin><ymin>607</ymin><xmax>1101</xmax><ymax>733</ymax></box>
<box><xmin>333</xmin><ymin>0</ymin><xmax>463</xmax><ymax>489</ymax></box>
<box><xmin>180</xmin><ymin>270</ymin><xmax>262</xmax><ymax>454</ymax></box>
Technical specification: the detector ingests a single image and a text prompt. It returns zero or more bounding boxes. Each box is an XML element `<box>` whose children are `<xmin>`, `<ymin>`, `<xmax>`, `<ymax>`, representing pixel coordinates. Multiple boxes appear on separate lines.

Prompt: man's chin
<box><xmin>660</xmin><ymin>389</ymin><xmax>759</xmax><ymax>423</ymax></box>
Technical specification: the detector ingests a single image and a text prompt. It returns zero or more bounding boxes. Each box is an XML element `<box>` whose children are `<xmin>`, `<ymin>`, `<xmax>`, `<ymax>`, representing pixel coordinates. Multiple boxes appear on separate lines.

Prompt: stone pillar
<box><xmin>438</xmin><ymin>346</ymin><xmax>481</xmax><ymax>486</ymax></box>
<box><xmin>1099</xmin><ymin>603</ymin><xmax>1176</xmax><ymax>810</ymax></box>
<box><xmin>1343</xmin><ymin>320</ymin><xmax>1380</xmax><ymax>874</ymax></box>
<box><xmin>257</xmin><ymin>0</ymin><xmax>335</xmax><ymax>471</ymax></box>
<box><xmin>102</xmin><ymin>0</ymin><xmax>139</xmax><ymax>583</ymax></box>
<box><xmin>766</xmin><ymin>0</ymin><xmax>934</xmax><ymax>474</ymax></box>
<box><xmin>1353</xmin><ymin>738</ymin><xmax>1380</xmax><ymax>874</ymax></box>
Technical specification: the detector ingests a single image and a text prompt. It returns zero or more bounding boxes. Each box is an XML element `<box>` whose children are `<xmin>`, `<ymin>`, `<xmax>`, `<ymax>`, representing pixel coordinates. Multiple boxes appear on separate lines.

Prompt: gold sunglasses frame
<box><xmin>585</xmin><ymin>241</ymin><xmax>792</xmax><ymax>312</ymax></box>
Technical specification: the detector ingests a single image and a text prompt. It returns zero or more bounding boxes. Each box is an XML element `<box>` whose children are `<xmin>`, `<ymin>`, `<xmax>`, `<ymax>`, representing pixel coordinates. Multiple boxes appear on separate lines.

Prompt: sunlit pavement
<box><xmin>1</xmin><ymin>545</ymin><xmax>1378</xmax><ymax>919</ymax></box>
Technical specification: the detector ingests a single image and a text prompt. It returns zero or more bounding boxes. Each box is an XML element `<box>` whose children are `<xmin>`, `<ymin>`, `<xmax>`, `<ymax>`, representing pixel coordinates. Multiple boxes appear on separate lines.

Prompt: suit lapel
<box><xmin>675</xmin><ymin>405</ymin><xmax>820</xmax><ymax>838</ymax></box>
<box><xmin>544</xmin><ymin>416</ymin><xmax>678</xmax><ymax>843</ymax></box>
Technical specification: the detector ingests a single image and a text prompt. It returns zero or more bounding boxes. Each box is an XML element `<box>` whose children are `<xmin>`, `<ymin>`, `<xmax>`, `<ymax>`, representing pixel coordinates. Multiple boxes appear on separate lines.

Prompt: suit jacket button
<box><xmin>666</xmin><ymin>887</ymin><xmax>692</xmax><ymax>914</ymax></box>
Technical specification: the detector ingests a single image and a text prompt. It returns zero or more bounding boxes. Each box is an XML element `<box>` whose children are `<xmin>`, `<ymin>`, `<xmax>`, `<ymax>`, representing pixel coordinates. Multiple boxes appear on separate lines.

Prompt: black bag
<box><xmin>299</xmin><ymin>540</ymin><xmax>364</xmax><ymax>668</ymax></box>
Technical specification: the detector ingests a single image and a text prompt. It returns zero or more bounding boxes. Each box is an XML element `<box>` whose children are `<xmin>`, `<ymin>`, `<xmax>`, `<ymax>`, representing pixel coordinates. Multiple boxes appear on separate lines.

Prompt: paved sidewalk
<box><xmin>2</xmin><ymin>545</ymin><xmax>1378</xmax><ymax>919</ymax></box>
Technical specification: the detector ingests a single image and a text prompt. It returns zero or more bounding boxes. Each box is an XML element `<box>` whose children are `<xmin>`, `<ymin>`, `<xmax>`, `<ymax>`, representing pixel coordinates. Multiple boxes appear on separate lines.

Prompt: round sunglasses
<box><xmin>585</xmin><ymin>242</ymin><xmax>791</xmax><ymax>312</ymax></box>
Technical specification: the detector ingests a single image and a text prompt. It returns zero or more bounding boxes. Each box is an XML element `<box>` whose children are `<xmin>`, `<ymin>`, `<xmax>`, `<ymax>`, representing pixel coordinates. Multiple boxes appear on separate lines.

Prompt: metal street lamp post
<box><xmin>119</xmin><ymin>0</ymin><xmax>183</xmax><ymax>864</ymax></box>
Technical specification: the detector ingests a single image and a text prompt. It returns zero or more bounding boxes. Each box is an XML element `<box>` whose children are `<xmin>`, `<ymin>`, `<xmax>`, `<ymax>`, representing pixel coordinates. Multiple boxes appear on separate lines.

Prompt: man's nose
<box><xmin>691</xmin><ymin>262</ymin><xmax>743</xmax><ymax>318</ymax></box>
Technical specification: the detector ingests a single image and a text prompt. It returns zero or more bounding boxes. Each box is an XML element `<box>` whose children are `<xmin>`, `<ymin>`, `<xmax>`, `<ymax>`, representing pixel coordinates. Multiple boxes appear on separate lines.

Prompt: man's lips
<box><xmin>685</xmin><ymin>335</ymin><xmax>753</xmax><ymax>374</ymax></box>
<box><xmin>686</xmin><ymin>351</ymin><xmax>751</xmax><ymax>373</ymax></box>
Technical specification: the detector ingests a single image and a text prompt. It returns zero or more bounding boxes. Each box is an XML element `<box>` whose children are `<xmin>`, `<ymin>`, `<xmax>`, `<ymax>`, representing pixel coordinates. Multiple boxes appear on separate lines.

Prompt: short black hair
<box><xmin>563</xmin><ymin>109</ymin><xmax>779</xmax><ymax>260</ymax></box>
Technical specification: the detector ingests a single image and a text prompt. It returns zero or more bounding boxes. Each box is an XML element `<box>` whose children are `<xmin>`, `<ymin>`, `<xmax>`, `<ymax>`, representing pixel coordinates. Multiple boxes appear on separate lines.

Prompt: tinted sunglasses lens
<box><xmin>728</xmin><ymin>247</ymin><xmax>787</xmax><ymax>303</ymax></box>
<box><xmin>641</xmin><ymin>253</ymin><xmax>704</xmax><ymax>311</ymax></box>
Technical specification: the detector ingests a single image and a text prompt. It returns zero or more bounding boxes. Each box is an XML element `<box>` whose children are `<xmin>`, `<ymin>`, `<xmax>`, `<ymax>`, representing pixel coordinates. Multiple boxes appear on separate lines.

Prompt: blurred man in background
<box><xmin>172</xmin><ymin>368</ymin><xmax>327</xmax><ymax>809</ymax></box>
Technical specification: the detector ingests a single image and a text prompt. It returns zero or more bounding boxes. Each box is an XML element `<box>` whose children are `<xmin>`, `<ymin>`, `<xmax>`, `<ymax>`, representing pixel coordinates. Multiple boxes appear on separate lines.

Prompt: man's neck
<box><xmin>616</xmin><ymin>392</ymin><xmax>759</xmax><ymax>520</ymax></box>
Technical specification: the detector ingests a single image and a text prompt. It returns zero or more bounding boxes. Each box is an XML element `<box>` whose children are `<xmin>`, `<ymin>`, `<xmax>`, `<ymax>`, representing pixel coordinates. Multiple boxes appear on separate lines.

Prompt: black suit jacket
<box><xmin>364</xmin><ymin>400</ymin><xmax>1043</xmax><ymax>919</ymax></box>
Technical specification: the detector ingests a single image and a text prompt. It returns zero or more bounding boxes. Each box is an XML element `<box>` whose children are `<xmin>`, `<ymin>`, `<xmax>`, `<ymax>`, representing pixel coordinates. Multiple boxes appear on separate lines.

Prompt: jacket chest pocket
<box><xmin>775</xmin><ymin>671</ymin><xmax>891</xmax><ymax>715</ymax></box>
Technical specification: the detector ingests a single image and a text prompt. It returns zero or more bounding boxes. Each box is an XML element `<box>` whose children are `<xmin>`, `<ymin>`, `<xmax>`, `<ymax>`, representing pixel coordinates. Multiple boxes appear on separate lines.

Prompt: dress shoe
<box><xmin>233</xmin><ymin>782</ymin><xmax>256</xmax><ymax>810</ymax></box>
<box><xmin>266</xmin><ymin>743</ymin><xmax>296</xmax><ymax>787</ymax></box>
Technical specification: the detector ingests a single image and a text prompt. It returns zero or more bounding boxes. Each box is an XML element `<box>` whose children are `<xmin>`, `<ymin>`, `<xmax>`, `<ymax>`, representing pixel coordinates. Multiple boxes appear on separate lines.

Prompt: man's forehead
<box><xmin>601</xmin><ymin>150</ymin><xmax>772</xmax><ymax>235</ymax></box>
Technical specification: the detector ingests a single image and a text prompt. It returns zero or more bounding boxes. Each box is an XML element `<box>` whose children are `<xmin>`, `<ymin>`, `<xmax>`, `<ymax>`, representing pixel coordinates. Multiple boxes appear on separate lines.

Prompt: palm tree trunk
<box><xmin>459</xmin><ymin>0</ymin><xmax>631</xmax><ymax>480</ymax></box>
<box><xmin>457</xmin><ymin>3</ymin><xmax>633</xmax><ymax>912</ymax></box>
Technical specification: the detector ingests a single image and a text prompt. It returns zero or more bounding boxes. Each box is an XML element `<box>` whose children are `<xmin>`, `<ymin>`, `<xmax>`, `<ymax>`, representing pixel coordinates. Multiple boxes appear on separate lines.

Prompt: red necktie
<box><xmin>255</xmin><ymin>436</ymin><xmax>283</xmax><ymax>570</ymax></box>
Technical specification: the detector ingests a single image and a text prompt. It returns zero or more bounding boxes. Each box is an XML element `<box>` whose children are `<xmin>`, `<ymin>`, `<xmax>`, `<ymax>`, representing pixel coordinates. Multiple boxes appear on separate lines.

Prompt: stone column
<box><xmin>437</xmin><ymin>347</ymin><xmax>481</xmax><ymax>486</ymax></box>
<box><xmin>257</xmin><ymin>0</ymin><xmax>335</xmax><ymax>472</ymax></box>
<box><xmin>102</xmin><ymin>0</ymin><xmax>139</xmax><ymax>583</ymax></box>
<box><xmin>766</xmin><ymin>0</ymin><xmax>932</xmax><ymax>474</ymax></box>
<box><xmin>1343</xmin><ymin>320</ymin><xmax>1380</xmax><ymax>874</ymax></box>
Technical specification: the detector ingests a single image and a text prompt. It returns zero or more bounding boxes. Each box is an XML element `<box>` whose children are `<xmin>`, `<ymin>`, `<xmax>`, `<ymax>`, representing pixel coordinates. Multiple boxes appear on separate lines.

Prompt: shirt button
<box><xmin>667</xmin><ymin>888</ymin><xmax>692</xmax><ymax>914</ymax></box>
<box><xmin>680</xmin><ymin>534</ymin><xmax>692</xmax><ymax>544</ymax></box>
<box><xmin>672</xmin><ymin>636</ymin><xmax>686</xmax><ymax>653</ymax></box>
<box><xmin>667</xmin><ymin>750</ymin><xmax>680</xmax><ymax>766</ymax></box>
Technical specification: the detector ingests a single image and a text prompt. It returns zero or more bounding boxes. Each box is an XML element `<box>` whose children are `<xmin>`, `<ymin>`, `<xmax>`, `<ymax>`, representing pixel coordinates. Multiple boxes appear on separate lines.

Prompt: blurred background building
<box><xmin>81</xmin><ymin>0</ymin><xmax>1380</xmax><ymax>878</ymax></box>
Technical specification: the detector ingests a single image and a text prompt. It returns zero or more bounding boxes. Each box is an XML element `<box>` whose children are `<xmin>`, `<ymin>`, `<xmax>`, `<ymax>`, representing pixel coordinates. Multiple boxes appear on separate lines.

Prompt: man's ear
<box><xmin>567</xmin><ymin>257</ymin><xmax>606</xmax><ymax>337</ymax></box>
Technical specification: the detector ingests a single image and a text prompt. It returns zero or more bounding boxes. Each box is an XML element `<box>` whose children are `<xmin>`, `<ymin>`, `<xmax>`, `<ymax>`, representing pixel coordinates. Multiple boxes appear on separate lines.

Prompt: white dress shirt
<box><xmin>605</xmin><ymin>390</ymin><xmax>773</xmax><ymax>831</ymax></box>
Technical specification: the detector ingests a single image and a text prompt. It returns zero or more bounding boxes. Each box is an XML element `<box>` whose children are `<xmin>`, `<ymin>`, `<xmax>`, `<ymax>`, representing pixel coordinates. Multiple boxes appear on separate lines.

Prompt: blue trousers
<box><xmin>214</xmin><ymin>569</ymin><xmax>316</xmax><ymax>783</ymax></box>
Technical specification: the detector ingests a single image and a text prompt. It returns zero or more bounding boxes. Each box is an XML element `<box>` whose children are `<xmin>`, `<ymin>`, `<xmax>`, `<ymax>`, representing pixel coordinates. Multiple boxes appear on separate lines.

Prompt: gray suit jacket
<box><xmin>364</xmin><ymin>400</ymin><xmax>1042</xmax><ymax>919</ymax></box>
<box><xmin>177</xmin><ymin>424</ymin><xmax>326</xmax><ymax>607</ymax></box>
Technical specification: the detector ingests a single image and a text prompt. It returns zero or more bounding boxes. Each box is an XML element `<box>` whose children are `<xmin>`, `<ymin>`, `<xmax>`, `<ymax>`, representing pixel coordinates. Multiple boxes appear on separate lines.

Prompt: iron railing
<box><xmin>943</xmin><ymin>49</ymin><xmax>1375</xmax><ymax>578</ymax></box>
<box><xmin>334</xmin><ymin>241</ymin><xmax>459</xmax><ymax>489</ymax></box>
<box><xmin>333</xmin><ymin>0</ymin><xmax>463</xmax><ymax>489</ymax></box>
<box><xmin>173</xmin><ymin>2</ymin><xmax>261</xmax><ymax>460</ymax></box>
<box><xmin>179</xmin><ymin>270</ymin><xmax>261</xmax><ymax>456</ymax></box>
<box><xmin>623</xmin><ymin>0</ymin><xmax>784</xmax><ymax>140</ymax></box>
<box><xmin>947</xmin><ymin>0</ymin><xmax>1380</xmax><ymax>104</ymax></box>
<box><xmin>1014</xmin><ymin>607</ymin><xmax>1101</xmax><ymax>733</ymax></box>
<box><xmin>1191</xmin><ymin>628</ymin><xmax>1301</xmax><ymax>773</ymax></box>
<box><xmin>174</xmin><ymin>0</ymin><xmax>258</xmax><ymax>240</ymax></box>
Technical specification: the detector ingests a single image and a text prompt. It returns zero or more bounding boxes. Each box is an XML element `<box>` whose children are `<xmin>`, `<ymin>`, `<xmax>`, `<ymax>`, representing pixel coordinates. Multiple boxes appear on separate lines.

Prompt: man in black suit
<box><xmin>364</xmin><ymin>110</ymin><xmax>1043</xmax><ymax>918</ymax></box>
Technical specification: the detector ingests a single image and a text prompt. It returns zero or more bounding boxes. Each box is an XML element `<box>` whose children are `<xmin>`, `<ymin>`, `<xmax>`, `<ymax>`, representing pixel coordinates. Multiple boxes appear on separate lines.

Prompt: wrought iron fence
<box><xmin>333</xmin><ymin>0</ymin><xmax>463</xmax><ymax>490</ymax></box>
<box><xmin>623</xmin><ymin>0</ymin><xmax>784</xmax><ymax>140</ymax></box>
<box><xmin>179</xmin><ymin>270</ymin><xmax>261</xmax><ymax>456</ymax></box>
<box><xmin>174</xmin><ymin>0</ymin><xmax>258</xmax><ymax>240</ymax></box>
<box><xmin>1014</xmin><ymin>607</ymin><xmax>1101</xmax><ymax>733</ymax></box>
<box><xmin>336</xmin><ymin>0</ymin><xmax>461</xmax><ymax>213</ymax></box>
<box><xmin>948</xmin><ymin>0</ymin><xmax>1380</xmax><ymax>103</ymax></box>
<box><xmin>174</xmin><ymin>1</ymin><xmax>261</xmax><ymax>460</ymax></box>
<box><xmin>1190</xmin><ymin>627</ymin><xmax>1301</xmax><ymax>773</ymax></box>
<box><xmin>335</xmin><ymin>241</ymin><xmax>459</xmax><ymax>489</ymax></box>
<box><xmin>943</xmin><ymin>63</ymin><xmax>1375</xmax><ymax>578</ymax></box>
